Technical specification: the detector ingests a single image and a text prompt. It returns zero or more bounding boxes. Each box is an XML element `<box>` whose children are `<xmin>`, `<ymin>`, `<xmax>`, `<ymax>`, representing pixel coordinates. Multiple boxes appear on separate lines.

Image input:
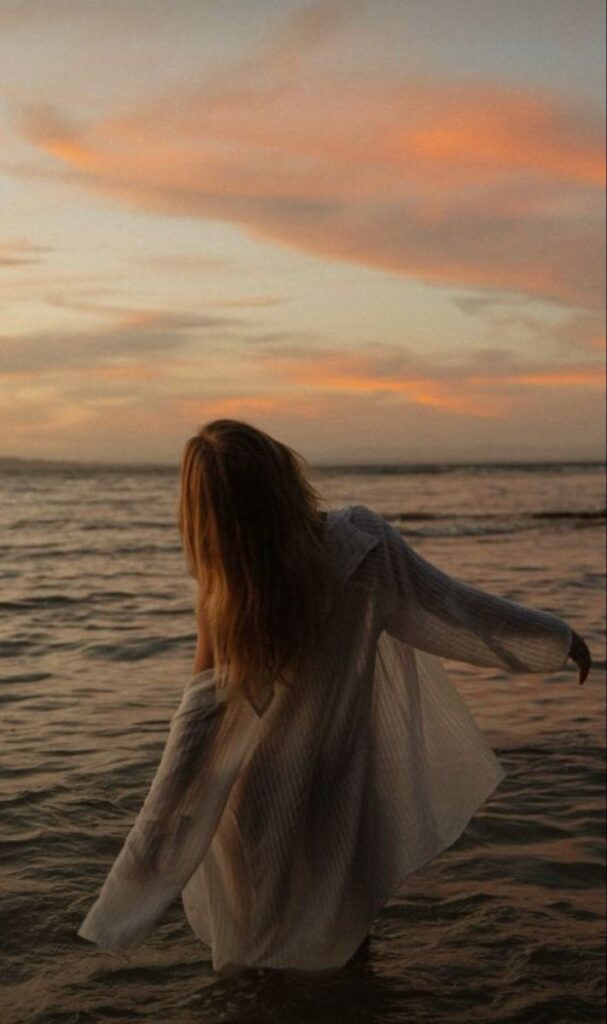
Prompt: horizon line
<box><xmin>1</xmin><ymin>455</ymin><xmax>605</xmax><ymax>471</ymax></box>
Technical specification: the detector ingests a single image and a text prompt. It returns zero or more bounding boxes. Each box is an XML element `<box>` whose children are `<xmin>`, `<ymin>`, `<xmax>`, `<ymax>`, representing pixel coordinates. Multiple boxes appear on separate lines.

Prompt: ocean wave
<box><xmin>532</xmin><ymin>509</ymin><xmax>606</xmax><ymax>520</ymax></box>
<box><xmin>0</xmin><ymin>672</ymin><xmax>54</xmax><ymax>684</ymax></box>
<box><xmin>82</xmin><ymin>636</ymin><xmax>189</xmax><ymax>661</ymax></box>
<box><xmin>314</xmin><ymin>461</ymin><xmax>605</xmax><ymax>476</ymax></box>
<box><xmin>2</xmin><ymin>544</ymin><xmax>182</xmax><ymax>559</ymax></box>
<box><xmin>386</xmin><ymin>509</ymin><xmax>606</xmax><ymax>521</ymax></box>
<box><xmin>386</xmin><ymin>508</ymin><xmax>605</xmax><ymax>538</ymax></box>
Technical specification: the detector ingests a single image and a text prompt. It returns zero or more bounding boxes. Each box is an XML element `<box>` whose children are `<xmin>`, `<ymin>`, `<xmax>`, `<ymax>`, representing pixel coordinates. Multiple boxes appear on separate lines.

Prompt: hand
<box><xmin>569</xmin><ymin>629</ymin><xmax>592</xmax><ymax>685</ymax></box>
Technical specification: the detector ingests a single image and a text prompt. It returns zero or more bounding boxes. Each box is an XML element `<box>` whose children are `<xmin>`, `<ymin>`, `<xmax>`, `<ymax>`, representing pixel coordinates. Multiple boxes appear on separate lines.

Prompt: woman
<box><xmin>77</xmin><ymin>419</ymin><xmax>592</xmax><ymax>975</ymax></box>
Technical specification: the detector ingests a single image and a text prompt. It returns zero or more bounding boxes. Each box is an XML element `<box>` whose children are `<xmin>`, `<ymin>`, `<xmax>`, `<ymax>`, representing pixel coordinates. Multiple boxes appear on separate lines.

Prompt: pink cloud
<box><xmin>251</xmin><ymin>343</ymin><xmax>605</xmax><ymax>419</ymax></box>
<box><xmin>16</xmin><ymin>59</ymin><xmax>604</xmax><ymax>310</ymax></box>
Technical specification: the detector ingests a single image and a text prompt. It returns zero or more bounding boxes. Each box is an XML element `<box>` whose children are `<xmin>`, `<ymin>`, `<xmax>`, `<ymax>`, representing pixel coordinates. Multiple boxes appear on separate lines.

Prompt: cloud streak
<box><xmin>250</xmin><ymin>341</ymin><xmax>605</xmax><ymax>419</ymax></box>
<box><xmin>16</xmin><ymin>52</ymin><xmax>605</xmax><ymax>310</ymax></box>
<box><xmin>0</xmin><ymin>306</ymin><xmax>238</xmax><ymax>376</ymax></box>
<box><xmin>1</xmin><ymin>238</ymin><xmax>53</xmax><ymax>267</ymax></box>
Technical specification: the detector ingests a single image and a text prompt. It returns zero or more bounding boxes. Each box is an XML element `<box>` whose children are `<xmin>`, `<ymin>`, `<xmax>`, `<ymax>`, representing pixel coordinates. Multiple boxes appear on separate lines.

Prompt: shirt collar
<box><xmin>324</xmin><ymin>505</ymin><xmax>380</xmax><ymax>584</ymax></box>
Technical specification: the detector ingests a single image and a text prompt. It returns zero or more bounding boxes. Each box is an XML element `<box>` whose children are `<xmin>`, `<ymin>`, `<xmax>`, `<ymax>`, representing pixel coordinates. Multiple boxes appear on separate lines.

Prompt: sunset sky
<box><xmin>1</xmin><ymin>0</ymin><xmax>605</xmax><ymax>464</ymax></box>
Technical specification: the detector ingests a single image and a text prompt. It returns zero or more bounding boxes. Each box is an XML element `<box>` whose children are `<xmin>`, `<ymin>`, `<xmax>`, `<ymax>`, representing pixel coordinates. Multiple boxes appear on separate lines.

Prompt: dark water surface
<box><xmin>0</xmin><ymin>462</ymin><xmax>605</xmax><ymax>1023</ymax></box>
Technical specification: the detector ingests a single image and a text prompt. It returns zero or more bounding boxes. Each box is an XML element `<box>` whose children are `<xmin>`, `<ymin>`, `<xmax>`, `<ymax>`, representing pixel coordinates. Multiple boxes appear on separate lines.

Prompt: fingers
<box><xmin>570</xmin><ymin>632</ymin><xmax>591</xmax><ymax>685</ymax></box>
<box><xmin>578</xmin><ymin>647</ymin><xmax>592</xmax><ymax>685</ymax></box>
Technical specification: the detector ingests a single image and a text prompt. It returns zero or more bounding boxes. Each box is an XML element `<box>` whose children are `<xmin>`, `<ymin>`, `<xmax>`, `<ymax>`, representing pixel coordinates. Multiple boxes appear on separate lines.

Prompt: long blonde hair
<box><xmin>178</xmin><ymin>419</ymin><xmax>331</xmax><ymax>706</ymax></box>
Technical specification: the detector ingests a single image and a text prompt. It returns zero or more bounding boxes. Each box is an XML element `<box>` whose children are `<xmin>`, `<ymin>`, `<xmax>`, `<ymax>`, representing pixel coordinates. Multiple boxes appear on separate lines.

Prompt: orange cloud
<box><xmin>258</xmin><ymin>349</ymin><xmax>513</xmax><ymax>417</ymax></box>
<box><xmin>88</xmin><ymin>363</ymin><xmax>163</xmax><ymax>382</ymax></box>
<box><xmin>17</xmin><ymin>67</ymin><xmax>605</xmax><ymax>309</ymax></box>
<box><xmin>178</xmin><ymin>394</ymin><xmax>325</xmax><ymax>421</ymax></box>
<box><xmin>398</xmin><ymin>92</ymin><xmax>604</xmax><ymax>187</ymax></box>
<box><xmin>19</xmin><ymin>105</ymin><xmax>95</xmax><ymax>170</ymax></box>
<box><xmin>254</xmin><ymin>345</ymin><xmax>605</xmax><ymax>419</ymax></box>
<box><xmin>501</xmin><ymin>368</ymin><xmax>605</xmax><ymax>388</ymax></box>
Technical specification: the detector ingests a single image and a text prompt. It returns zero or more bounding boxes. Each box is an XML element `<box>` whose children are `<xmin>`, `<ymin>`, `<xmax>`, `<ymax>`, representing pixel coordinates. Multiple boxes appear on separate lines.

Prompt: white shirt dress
<box><xmin>77</xmin><ymin>504</ymin><xmax>572</xmax><ymax>974</ymax></box>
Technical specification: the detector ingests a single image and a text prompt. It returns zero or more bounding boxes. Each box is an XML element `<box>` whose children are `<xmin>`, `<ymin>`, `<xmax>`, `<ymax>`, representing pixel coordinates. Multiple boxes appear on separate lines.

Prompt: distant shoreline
<box><xmin>1</xmin><ymin>455</ymin><xmax>604</xmax><ymax>475</ymax></box>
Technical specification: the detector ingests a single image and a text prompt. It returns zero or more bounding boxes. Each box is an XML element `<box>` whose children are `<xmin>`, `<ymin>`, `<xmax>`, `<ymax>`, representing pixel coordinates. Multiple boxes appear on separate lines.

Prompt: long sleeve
<box><xmin>370</xmin><ymin>511</ymin><xmax>572</xmax><ymax>673</ymax></box>
<box><xmin>77</xmin><ymin>669</ymin><xmax>263</xmax><ymax>957</ymax></box>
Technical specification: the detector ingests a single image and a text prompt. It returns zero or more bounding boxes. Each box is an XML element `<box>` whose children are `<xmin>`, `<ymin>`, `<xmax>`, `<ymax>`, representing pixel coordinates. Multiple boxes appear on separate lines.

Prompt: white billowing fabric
<box><xmin>77</xmin><ymin>504</ymin><xmax>572</xmax><ymax>973</ymax></box>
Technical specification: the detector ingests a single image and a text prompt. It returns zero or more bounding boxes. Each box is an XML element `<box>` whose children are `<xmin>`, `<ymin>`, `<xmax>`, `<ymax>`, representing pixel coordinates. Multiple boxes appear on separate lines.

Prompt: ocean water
<box><xmin>0</xmin><ymin>461</ymin><xmax>605</xmax><ymax>1024</ymax></box>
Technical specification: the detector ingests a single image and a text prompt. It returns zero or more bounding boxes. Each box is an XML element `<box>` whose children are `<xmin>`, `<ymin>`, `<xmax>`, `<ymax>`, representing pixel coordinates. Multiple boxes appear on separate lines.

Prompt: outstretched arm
<box><xmin>373</xmin><ymin>512</ymin><xmax>582</xmax><ymax>676</ymax></box>
<box><xmin>77</xmin><ymin>672</ymin><xmax>262</xmax><ymax>957</ymax></box>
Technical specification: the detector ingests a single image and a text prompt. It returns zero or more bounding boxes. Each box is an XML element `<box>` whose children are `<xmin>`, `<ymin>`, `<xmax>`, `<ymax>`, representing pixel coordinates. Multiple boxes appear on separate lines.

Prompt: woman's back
<box><xmin>77</xmin><ymin>424</ymin><xmax>583</xmax><ymax>975</ymax></box>
<box><xmin>181</xmin><ymin>503</ymin><xmax>533</xmax><ymax>972</ymax></box>
<box><xmin>79</xmin><ymin>501</ymin><xmax>574</xmax><ymax>973</ymax></box>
